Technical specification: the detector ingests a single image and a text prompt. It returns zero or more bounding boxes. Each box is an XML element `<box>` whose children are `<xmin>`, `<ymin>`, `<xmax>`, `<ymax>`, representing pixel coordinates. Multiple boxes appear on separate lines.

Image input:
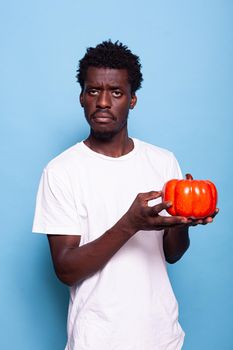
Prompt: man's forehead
<box><xmin>85</xmin><ymin>67</ymin><xmax>129</xmax><ymax>85</ymax></box>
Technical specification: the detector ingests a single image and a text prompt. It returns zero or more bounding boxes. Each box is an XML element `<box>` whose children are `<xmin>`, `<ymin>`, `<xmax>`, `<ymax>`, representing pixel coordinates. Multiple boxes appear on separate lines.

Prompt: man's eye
<box><xmin>112</xmin><ymin>91</ymin><xmax>122</xmax><ymax>97</ymax></box>
<box><xmin>88</xmin><ymin>89</ymin><xmax>99</xmax><ymax>96</ymax></box>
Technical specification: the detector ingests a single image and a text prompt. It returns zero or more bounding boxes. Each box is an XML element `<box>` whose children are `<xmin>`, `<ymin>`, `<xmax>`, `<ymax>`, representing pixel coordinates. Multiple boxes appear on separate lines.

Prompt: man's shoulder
<box><xmin>135</xmin><ymin>138</ymin><xmax>182</xmax><ymax>178</ymax></box>
<box><xmin>45</xmin><ymin>142</ymin><xmax>83</xmax><ymax>173</ymax></box>
<box><xmin>136</xmin><ymin>138</ymin><xmax>175</xmax><ymax>160</ymax></box>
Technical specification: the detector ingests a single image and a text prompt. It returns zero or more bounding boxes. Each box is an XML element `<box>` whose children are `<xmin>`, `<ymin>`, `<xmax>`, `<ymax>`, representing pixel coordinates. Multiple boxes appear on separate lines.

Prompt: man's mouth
<box><xmin>93</xmin><ymin>116</ymin><xmax>113</xmax><ymax>123</ymax></box>
<box><xmin>91</xmin><ymin>111</ymin><xmax>114</xmax><ymax>123</ymax></box>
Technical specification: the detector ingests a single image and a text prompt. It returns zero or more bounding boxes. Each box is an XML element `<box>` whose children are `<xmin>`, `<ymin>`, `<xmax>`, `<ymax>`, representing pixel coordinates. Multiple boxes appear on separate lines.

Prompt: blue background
<box><xmin>1</xmin><ymin>1</ymin><xmax>232</xmax><ymax>349</ymax></box>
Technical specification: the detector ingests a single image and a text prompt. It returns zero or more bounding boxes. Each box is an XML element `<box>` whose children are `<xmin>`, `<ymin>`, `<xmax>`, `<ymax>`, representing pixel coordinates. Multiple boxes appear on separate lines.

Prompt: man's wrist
<box><xmin>114</xmin><ymin>214</ymin><xmax>138</xmax><ymax>238</ymax></box>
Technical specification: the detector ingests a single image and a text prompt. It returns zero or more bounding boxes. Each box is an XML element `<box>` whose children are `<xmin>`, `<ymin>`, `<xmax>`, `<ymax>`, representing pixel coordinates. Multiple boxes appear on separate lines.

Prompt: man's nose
<box><xmin>96</xmin><ymin>91</ymin><xmax>111</xmax><ymax>109</ymax></box>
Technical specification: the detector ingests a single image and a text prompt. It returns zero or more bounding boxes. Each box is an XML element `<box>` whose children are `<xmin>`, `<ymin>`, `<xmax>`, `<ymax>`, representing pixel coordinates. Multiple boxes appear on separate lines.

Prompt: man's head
<box><xmin>77</xmin><ymin>40</ymin><xmax>143</xmax><ymax>95</ymax></box>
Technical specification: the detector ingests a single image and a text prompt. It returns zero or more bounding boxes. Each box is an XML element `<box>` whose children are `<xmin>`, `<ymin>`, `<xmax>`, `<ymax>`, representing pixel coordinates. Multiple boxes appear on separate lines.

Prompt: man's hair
<box><xmin>76</xmin><ymin>40</ymin><xmax>143</xmax><ymax>94</ymax></box>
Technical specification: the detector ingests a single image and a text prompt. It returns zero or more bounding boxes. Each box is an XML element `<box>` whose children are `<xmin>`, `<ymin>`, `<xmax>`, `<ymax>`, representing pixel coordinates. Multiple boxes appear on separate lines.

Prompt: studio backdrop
<box><xmin>1</xmin><ymin>1</ymin><xmax>232</xmax><ymax>349</ymax></box>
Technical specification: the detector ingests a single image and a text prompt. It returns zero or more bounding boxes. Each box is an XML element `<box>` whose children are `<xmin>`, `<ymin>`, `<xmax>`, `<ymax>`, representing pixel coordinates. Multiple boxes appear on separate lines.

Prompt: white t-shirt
<box><xmin>33</xmin><ymin>138</ymin><xmax>185</xmax><ymax>350</ymax></box>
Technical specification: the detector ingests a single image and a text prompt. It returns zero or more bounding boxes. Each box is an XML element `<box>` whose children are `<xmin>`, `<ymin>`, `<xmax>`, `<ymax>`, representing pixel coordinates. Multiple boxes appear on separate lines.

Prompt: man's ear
<box><xmin>130</xmin><ymin>94</ymin><xmax>137</xmax><ymax>109</ymax></box>
<box><xmin>79</xmin><ymin>93</ymin><xmax>84</xmax><ymax>107</ymax></box>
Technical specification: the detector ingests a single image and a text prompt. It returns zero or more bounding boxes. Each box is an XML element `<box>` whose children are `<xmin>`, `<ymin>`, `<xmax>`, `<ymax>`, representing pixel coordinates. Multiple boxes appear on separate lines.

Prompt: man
<box><xmin>33</xmin><ymin>40</ymin><xmax>217</xmax><ymax>349</ymax></box>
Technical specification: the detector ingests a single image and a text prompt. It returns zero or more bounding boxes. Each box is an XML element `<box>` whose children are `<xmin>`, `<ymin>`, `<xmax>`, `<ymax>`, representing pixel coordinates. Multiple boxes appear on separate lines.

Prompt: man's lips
<box><xmin>91</xmin><ymin>111</ymin><xmax>115</xmax><ymax>122</ymax></box>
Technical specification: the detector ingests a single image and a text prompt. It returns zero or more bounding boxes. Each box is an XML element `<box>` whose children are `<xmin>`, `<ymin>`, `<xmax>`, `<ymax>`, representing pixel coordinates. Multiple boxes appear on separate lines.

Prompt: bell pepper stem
<box><xmin>185</xmin><ymin>173</ymin><xmax>193</xmax><ymax>180</ymax></box>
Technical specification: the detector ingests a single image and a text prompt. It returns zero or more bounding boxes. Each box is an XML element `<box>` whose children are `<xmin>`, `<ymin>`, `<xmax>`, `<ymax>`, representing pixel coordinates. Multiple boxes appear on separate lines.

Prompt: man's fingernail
<box><xmin>181</xmin><ymin>218</ymin><xmax>188</xmax><ymax>223</ymax></box>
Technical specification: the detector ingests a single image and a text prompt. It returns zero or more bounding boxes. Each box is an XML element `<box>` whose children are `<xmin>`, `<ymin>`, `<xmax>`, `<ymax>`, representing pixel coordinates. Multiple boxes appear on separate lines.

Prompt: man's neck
<box><xmin>84</xmin><ymin>132</ymin><xmax>134</xmax><ymax>158</ymax></box>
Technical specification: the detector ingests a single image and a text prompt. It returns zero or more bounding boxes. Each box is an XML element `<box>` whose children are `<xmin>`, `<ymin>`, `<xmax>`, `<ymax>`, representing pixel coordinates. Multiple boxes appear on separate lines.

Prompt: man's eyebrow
<box><xmin>109</xmin><ymin>85</ymin><xmax>122</xmax><ymax>89</ymax></box>
<box><xmin>85</xmin><ymin>83</ymin><xmax>123</xmax><ymax>89</ymax></box>
<box><xmin>85</xmin><ymin>83</ymin><xmax>99</xmax><ymax>87</ymax></box>
<box><xmin>84</xmin><ymin>84</ymin><xmax>101</xmax><ymax>90</ymax></box>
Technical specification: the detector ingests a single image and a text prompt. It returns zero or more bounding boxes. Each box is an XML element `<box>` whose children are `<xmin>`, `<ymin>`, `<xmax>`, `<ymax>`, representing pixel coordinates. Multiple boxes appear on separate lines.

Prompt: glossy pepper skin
<box><xmin>162</xmin><ymin>174</ymin><xmax>218</xmax><ymax>218</ymax></box>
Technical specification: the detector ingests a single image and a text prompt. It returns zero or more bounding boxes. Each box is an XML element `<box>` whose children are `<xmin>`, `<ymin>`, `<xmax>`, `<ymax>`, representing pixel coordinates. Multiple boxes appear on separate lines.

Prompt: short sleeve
<box><xmin>32</xmin><ymin>168</ymin><xmax>82</xmax><ymax>235</ymax></box>
<box><xmin>162</xmin><ymin>153</ymin><xmax>183</xmax><ymax>218</ymax></box>
<box><xmin>168</xmin><ymin>153</ymin><xmax>183</xmax><ymax>181</ymax></box>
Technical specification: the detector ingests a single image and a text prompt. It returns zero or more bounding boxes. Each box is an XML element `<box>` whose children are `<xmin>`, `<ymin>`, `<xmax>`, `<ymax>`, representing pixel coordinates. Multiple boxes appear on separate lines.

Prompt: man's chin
<box><xmin>90</xmin><ymin>129</ymin><xmax>117</xmax><ymax>141</ymax></box>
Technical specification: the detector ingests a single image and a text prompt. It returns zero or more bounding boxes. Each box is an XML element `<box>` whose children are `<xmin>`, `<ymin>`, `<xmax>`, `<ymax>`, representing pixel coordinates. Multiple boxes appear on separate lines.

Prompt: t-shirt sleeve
<box><xmin>32</xmin><ymin>167</ymin><xmax>82</xmax><ymax>235</ymax></box>
<box><xmin>162</xmin><ymin>153</ymin><xmax>183</xmax><ymax>218</ymax></box>
<box><xmin>168</xmin><ymin>153</ymin><xmax>183</xmax><ymax>180</ymax></box>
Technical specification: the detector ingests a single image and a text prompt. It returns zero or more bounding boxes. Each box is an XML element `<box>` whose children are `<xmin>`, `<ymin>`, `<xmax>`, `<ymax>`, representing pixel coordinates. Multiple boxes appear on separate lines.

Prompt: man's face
<box><xmin>80</xmin><ymin>67</ymin><xmax>137</xmax><ymax>140</ymax></box>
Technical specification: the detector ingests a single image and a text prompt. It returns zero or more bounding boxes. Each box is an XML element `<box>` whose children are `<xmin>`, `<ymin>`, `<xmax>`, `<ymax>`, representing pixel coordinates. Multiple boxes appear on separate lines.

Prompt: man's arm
<box><xmin>163</xmin><ymin>226</ymin><xmax>190</xmax><ymax>264</ymax></box>
<box><xmin>163</xmin><ymin>209</ymin><xmax>219</xmax><ymax>264</ymax></box>
<box><xmin>48</xmin><ymin>191</ymin><xmax>189</xmax><ymax>286</ymax></box>
<box><xmin>47</xmin><ymin>215</ymin><xmax>136</xmax><ymax>286</ymax></box>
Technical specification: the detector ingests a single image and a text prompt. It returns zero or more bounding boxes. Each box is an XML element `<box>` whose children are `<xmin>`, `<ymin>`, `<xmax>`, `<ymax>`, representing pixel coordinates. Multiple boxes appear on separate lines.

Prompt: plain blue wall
<box><xmin>1</xmin><ymin>1</ymin><xmax>232</xmax><ymax>349</ymax></box>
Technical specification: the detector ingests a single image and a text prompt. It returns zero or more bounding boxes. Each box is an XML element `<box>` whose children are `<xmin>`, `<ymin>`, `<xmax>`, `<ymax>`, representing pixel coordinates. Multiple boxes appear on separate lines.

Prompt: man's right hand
<box><xmin>123</xmin><ymin>190</ymin><xmax>189</xmax><ymax>233</ymax></box>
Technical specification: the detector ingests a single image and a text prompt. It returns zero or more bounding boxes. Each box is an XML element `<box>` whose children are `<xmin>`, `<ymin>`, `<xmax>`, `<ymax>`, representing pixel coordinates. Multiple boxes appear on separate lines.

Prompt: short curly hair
<box><xmin>76</xmin><ymin>40</ymin><xmax>143</xmax><ymax>94</ymax></box>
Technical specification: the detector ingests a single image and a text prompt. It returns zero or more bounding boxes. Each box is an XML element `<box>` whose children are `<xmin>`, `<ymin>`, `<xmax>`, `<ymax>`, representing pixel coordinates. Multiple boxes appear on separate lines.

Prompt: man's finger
<box><xmin>149</xmin><ymin>201</ymin><xmax>172</xmax><ymax>215</ymax></box>
<box><xmin>144</xmin><ymin>190</ymin><xmax>162</xmax><ymax>201</ymax></box>
<box><xmin>211</xmin><ymin>208</ymin><xmax>219</xmax><ymax>218</ymax></box>
<box><xmin>153</xmin><ymin>214</ymin><xmax>189</xmax><ymax>227</ymax></box>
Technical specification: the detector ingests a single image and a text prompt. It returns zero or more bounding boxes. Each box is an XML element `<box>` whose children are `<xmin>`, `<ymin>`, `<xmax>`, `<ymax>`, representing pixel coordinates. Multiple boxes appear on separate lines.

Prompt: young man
<box><xmin>33</xmin><ymin>41</ymin><xmax>216</xmax><ymax>350</ymax></box>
